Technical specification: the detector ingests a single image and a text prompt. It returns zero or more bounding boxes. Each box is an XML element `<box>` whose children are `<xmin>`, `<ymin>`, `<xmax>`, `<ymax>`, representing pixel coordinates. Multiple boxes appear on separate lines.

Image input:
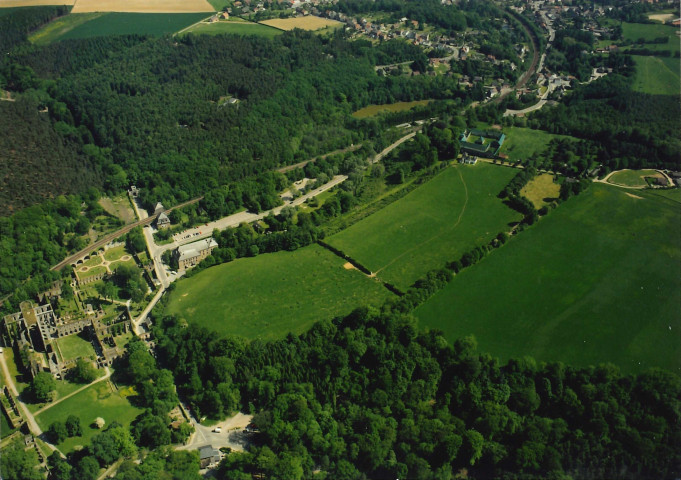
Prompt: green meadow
<box><xmin>327</xmin><ymin>164</ymin><xmax>522</xmax><ymax>290</ymax></box>
<box><xmin>180</xmin><ymin>19</ymin><xmax>282</xmax><ymax>38</ymax></box>
<box><xmin>608</xmin><ymin>169</ymin><xmax>663</xmax><ymax>187</ymax></box>
<box><xmin>34</xmin><ymin>380</ymin><xmax>142</xmax><ymax>452</ymax></box>
<box><xmin>352</xmin><ymin>100</ymin><xmax>431</xmax><ymax>119</ymax></box>
<box><xmin>416</xmin><ymin>184</ymin><xmax>681</xmax><ymax>375</ymax></box>
<box><xmin>164</xmin><ymin>244</ymin><xmax>393</xmax><ymax>341</ymax></box>
<box><xmin>28</xmin><ymin>13</ymin><xmax>104</xmax><ymax>45</ymax></box>
<box><xmin>497</xmin><ymin>126</ymin><xmax>576</xmax><ymax>163</ymax></box>
<box><xmin>48</xmin><ymin>13</ymin><xmax>210</xmax><ymax>40</ymax></box>
<box><xmin>631</xmin><ymin>55</ymin><xmax>680</xmax><ymax>95</ymax></box>
<box><xmin>622</xmin><ymin>22</ymin><xmax>680</xmax><ymax>54</ymax></box>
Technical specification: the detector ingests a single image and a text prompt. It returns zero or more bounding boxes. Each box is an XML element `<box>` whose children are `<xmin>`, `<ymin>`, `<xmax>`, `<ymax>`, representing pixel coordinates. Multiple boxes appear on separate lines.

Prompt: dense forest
<box><xmin>149</xmin><ymin>308</ymin><xmax>681</xmax><ymax>480</ymax></box>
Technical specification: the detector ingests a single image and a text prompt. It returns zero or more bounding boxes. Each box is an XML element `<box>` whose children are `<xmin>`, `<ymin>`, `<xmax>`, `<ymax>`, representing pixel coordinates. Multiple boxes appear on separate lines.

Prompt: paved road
<box><xmin>178</xmin><ymin>412</ymin><xmax>253</xmax><ymax>453</ymax></box>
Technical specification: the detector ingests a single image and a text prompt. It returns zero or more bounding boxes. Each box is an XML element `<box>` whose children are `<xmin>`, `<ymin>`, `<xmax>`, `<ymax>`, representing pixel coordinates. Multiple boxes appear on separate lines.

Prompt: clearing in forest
<box><xmin>71</xmin><ymin>0</ymin><xmax>213</xmax><ymax>13</ymax></box>
<box><xmin>352</xmin><ymin>100</ymin><xmax>431</xmax><ymax>119</ymax></box>
<box><xmin>326</xmin><ymin>164</ymin><xmax>522</xmax><ymax>290</ymax></box>
<box><xmin>164</xmin><ymin>244</ymin><xmax>393</xmax><ymax>341</ymax></box>
<box><xmin>260</xmin><ymin>15</ymin><xmax>342</xmax><ymax>31</ymax></box>
<box><xmin>520</xmin><ymin>173</ymin><xmax>560</xmax><ymax>209</ymax></box>
<box><xmin>416</xmin><ymin>185</ymin><xmax>681</xmax><ymax>374</ymax></box>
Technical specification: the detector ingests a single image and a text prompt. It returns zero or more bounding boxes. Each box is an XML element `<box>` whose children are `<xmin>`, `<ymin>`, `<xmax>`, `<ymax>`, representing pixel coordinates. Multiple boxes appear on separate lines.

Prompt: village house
<box><xmin>157</xmin><ymin>212</ymin><xmax>171</xmax><ymax>229</ymax></box>
<box><xmin>174</xmin><ymin>237</ymin><xmax>218</xmax><ymax>271</ymax></box>
<box><xmin>198</xmin><ymin>445</ymin><xmax>221</xmax><ymax>469</ymax></box>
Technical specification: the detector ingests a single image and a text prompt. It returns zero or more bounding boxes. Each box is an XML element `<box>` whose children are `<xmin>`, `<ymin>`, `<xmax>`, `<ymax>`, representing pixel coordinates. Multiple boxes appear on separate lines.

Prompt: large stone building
<box><xmin>174</xmin><ymin>237</ymin><xmax>218</xmax><ymax>271</ymax></box>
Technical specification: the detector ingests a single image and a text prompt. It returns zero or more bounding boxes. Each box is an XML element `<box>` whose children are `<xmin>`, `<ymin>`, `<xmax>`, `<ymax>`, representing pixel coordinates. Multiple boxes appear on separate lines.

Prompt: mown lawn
<box><xmin>327</xmin><ymin>164</ymin><xmax>522</xmax><ymax>290</ymax></box>
<box><xmin>164</xmin><ymin>244</ymin><xmax>393</xmax><ymax>341</ymax></box>
<box><xmin>416</xmin><ymin>184</ymin><xmax>681</xmax><ymax>375</ymax></box>
<box><xmin>54</xmin><ymin>333</ymin><xmax>96</xmax><ymax>361</ymax></box>
<box><xmin>56</xmin><ymin>12</ymin><xmax>209</xmax><ymax>40</ymax></box>
<box><xmin>181</xmin><ymin>19</ymin><xmax>282</xmax><ymax>38</ymax></box>
<box><xmin>631</xmin><ymin>55</ymin><xmax>680</xmax><ymax>96</ymax></box>
<box><xmin>34</xmin><ymin>380</ymin><xmax>142</xmax><ymax>453</ymax></box>
<box><xmin>521</xmin><ymin>174</ymin><xmax>560</xmax><ymax>209</ymax></box>
<box><xmin>497</xmin><ymin>126</ymin><xmax>576</xmax><ymax>163</ymax></box>
<box><xmin>352</xmin><ymin>100</ymin><xmax>431</xmax><ymax>119</ymax></box>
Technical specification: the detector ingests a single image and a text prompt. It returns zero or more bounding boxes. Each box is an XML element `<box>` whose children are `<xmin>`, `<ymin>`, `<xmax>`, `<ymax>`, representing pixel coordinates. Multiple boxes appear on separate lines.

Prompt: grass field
<box><xmin>327</xmin><ymin>164</ymin><xmax>522</xmax><ymax>290</ymax></box>
<box><xmin>34</xmin><ymin>380</ymin><xmax>142</xmax><ymax>452</ymax></box>
<box><xmin>260</xmin><ymin>15</ymin><xmax>342</xmax><ymax>31</ymax></box>
<box><xmin>497</xmin><ymin>126</ymin><xmax>575</xmax><ymax>163</ymax></box>
<box><xmin>28</xmin><ymin>13</ymin><xmax>103</xmax><ymax>45</ymax></box>
<box><xmin>1</xmin><ymin>410</ymin><xmax>15</xmax><ymax>438</ymax></box>
<box><xmin>352</xmin><ymin>100</ymin><xmax>431</xmax><ymax>119</ymax></box>
<box><xmin>103</xmin><ymin>245</ymin><xmax>128</xmax><ymax>262</ymax></box>
<box><xmin>521</xmin><ymin>174</ymin><xmax>560</xmax><ymax>209</ymax></box>
<box><xmin>52</xmin><ymin>12</ymin><xmax>209</xmax><ymax>39</ymax></box>
<box><xmin>164</xmin><ymin>244</ymin><xmax>393</xmax><ymax>341</ymax></box>
<box><xmin>416</xmin><ymin>184</ymin><xmax>681</xmax><ymax>375</ymax></box>
<box><xmin>630</xmin><ymin>55</ymin><xmax>680</xmax><ymax>95</ymax></box>
<box><xmin>71</xmin><ymin>0</ymin><xmax>213</xmax><ymax>13</ymax></box>
<box><xmin>607</xmin><ymin>169</ymin><xmax>663</xmax><ymax>187</ymax></box>
<box><xmin>54</xmin><ymin>333</ymin><xmax>95</xmax><ymax>361</ymax></box>
<box><xmin>182</xmin><ymin>19</ymin><xmax>281</xmax><ymax>38</ymax></box>
<box><xmin>622</xmin><ymin>22</ymin><xmax>680</xmax><ymax>54</ymax></box>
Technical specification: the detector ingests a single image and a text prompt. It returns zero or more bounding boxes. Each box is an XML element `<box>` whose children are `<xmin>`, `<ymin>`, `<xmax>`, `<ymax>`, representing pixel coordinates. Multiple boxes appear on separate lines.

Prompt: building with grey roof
<box><xmin>175</xmin><ymin>237</ymin><xmax>218</xmax><ymax>271</ymax></box>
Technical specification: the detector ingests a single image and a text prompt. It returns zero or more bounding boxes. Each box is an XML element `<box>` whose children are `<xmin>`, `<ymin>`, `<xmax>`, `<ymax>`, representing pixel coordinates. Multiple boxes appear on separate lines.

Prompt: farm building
<box><xmin>175</xmin><ymin>237</ymin><xmax>218</xmax><ymax>271</ymax></box>
<box><xmin>459</xmin><ymin>129</ymin><xmax>506</xmax><ymax>158</ymax></box>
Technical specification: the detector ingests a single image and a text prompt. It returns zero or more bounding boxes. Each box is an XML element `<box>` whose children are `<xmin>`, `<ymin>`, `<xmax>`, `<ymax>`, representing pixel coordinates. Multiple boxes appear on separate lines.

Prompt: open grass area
<box><xmin>607</xmin><ymin>169</ymin><xmax>663</xmax><ymax>187</ymax></box>
<box><xmin>181</xmin><ymin>19</ymin><xmax>282</xmax><ymax>38</ymax></box>
<box><xmin>416</xmin><ymin>184</ymin><xmax>681</xmax><ymax>375</ymax></box>
<box><xmin>34</xmin><ymin>380</ymin><xmax>142</xmax><ymax>453</ymax></box>
<box><xmin>327</xmin><ymin>164</ymin><xmax>522</xmax><ymax>290</ymax></box>
<box><xmin>497</xmin><ymin>126</ymin><xmax>575</xmax><ymax>163</ymax></box>
<box><xmin>622</xmin><ymin>22</ymin><xmax>680</xmax><ymax>54</ymax></box>
<box><xmin>28</xmin><ymin>13</ymin><xmax>103</xmax><ymax>44</ymax></box>
<box><xmin>164</xmin><ymin>244</ymin><xmax>393</xmax><ymax>341</ymax></box>
<box><xmin>260</xmin><ymin>15</ymin><xmax>342</xmax><ymax>31</ymax></box>
<box><xmin>98</xmin><ymin>194</ymin><xmax>135</xmax><ymax>225</ymax></box>
<box><xmin>631</xmin><ymin>55</ymin><xmax>680</xmax><ymax>95</ymax></box>
<box><xmin>55</xmin><ymin>12</ymin><xmax>210</xmax><ymax>39</ymax></box>
<box><xmin>521</xmin><ymin>174</ymin><xmax>560</xmax><ymax>209</ymax></box>
<box><xmin>103</xmin><ymin>245</ymin><xmax>127</xmax><ymax>262</ymax></box>
<box><xmin>77</xmin><ymin>265</ymin><xmax>107</xmax><ymax>280</ymax></box>
<box><xmin>352</xmin><ymin>100</ymin><xmax>431</xmax><ymax>119</ymax></box>
<box><xmin>1</xmin><ymin>409</ymin><xmax>15</xmax><ymax>438</ymax></box>
<box><xmin>54</xmin><ymin>333</ymin><xmax>96</xmax><ymax>361</ymax></box>
<box><xmin>81</xmin><ymin>254</ymin><xmax>102</xmax><ymax>268</ymax></box>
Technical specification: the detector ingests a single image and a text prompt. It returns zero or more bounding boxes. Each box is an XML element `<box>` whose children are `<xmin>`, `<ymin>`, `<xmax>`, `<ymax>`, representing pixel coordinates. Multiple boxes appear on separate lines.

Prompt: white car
<box><xmin>212</xmin><ymin>427</ymin><xmax>222</xmax><ymax>433</ymax></box>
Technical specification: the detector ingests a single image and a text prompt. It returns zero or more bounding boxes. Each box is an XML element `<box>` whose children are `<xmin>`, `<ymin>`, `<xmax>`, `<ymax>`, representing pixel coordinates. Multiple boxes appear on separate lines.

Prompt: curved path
<box><xmin>594</xmin><ymin>169</ymin><xmax>672</xmax><ymax>189</ymax></box>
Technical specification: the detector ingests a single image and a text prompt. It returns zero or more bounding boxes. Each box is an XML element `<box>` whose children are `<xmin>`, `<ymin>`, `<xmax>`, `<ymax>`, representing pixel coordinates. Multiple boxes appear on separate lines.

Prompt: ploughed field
<box><xmin>326</xmin><ymin>164</ymin><xmax>522</xmax><ymax>290</ymax></box>
<box><xmin>164</xmin><ymin>244</ymin><xmax>393</xmax><ymax>341</ymax></box>
<box><xmin>415</xmin><ymin>185</ymin><xmax>681</xmax><ymax>374</ymax></box>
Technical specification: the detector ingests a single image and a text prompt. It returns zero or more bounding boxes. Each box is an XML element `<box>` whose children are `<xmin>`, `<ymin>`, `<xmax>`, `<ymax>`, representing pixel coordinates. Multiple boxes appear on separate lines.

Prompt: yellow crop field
<box><xmin>70</xmin><ymin>0</ymin><xmax>214</xmax><ymax>13</ymax></box>
<box><xmin>260</xmin><ymin>15</ymin><xmax>342</xmax><ymax>31</ymax></box>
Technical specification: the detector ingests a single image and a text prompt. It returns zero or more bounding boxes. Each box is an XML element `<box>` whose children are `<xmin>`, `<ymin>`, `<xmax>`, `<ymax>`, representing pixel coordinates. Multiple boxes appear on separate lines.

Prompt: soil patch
<box><xmin>625</xmin><ymin>192</ymin><xmax>644</xmax><ymax>200</ymax></box>
<box><xmin>343</xmin><ymin>262</ymin><xmax>355</xmax><ymax>270</ymax></box>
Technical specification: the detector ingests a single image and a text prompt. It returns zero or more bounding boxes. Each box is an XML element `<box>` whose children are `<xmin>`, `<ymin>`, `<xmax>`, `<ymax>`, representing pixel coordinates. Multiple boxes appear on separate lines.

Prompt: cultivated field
<box><xmin>497</xmin><ymin>126</ymin><xmax>575</xmax><ymax>163</ymax></box>
<box><xmin>631</xmin><ymin>55</ymin><xmax>680</xmax><ymax>96</ymax></box>
<box><xmin>352</xmin><ymin>100</ymin><xmax>431</xmax><ymax>119</ymax></box>
<box><xmin>260</xmin><ymin>15</ymin><xmax>342</xmax><ymax>31</ymax></box>
<box><xmin>34</xmin><ymin>380</ymin><xmax>142</xmax><ymax>452</ymax></box>
<box><xmin>51</xmin><ymin>12</ymin><xmax>209</xmax><ymax>39</ymax></box>
<box><xmin>28</xmin><ymin>12</ymin><xmax>103</xmax><ymax>44</ymax></box>
<box><xmin>648</xmin><ymin>13</ymin><xmax>674</xmax><ymax>23</ymax></box>
<box><xmin>71</xmin><ymin>0</ymin><xmax>213</xmax><ymax>13</ymax></box>
<box><xmin>521</xmin><ymin>173</ymin><xmax>560</xmax><ymax>209</ymax></box>
<box><xmin>327</xmin><ymin>164</ymin><xmax>522</xmax><ymax>290</ymax></box>
<box><xmin>164</xmin><ymin>244</ymin><xmax>393</xmax><ymax>341</ymax></box>
<box><xmin>182</xmin><ymin>19</ymin><xmax>281</xmax><ymax>38</ymax></box>
<box><xmin>607</xmin><ymin>169</ymin><xmax>664</xmax><ymax>187</ymax></box>
<box><xmin>416</xmin><ymin>184</ymin><xmax>681</xmax><ymax>374</ymax></box>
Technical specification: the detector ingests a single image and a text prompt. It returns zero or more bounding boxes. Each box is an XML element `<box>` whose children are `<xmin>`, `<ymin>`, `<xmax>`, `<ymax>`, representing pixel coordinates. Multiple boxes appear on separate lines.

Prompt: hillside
<box><xmin>0</xmin><ymin>98</ymin><xmax>102</xmax><ymax>215</ymax></box>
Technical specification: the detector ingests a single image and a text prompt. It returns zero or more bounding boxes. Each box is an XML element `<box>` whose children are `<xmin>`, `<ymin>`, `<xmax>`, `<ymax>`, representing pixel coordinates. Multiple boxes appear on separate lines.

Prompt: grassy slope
<box><xmin>352</xmin><ymin>100</ymin><xmax>431</xmax><ymax>119</ymax></box>
<box><xmin>34</xmin><ymin>380</ymin><xmax>142</xmax><ymax>452</ymax></box>
<box><xmin>181</xmin><ymin>20</ymin><xmax>281</xmax><ymax>38</ymax></box>
<box><xmin>416</xmin><ymin>184</ymin><xmax>681</xmax><ymax>375</ymax></box>
<box><xmin>327</xmin><ymin>164</ymin><xmax>522</xmax><ymax>290</ymax></box>
<box><xmin>631</xmin><ymin>55</ymin><xmax>680</xmax><ymax>96</ymax></box>
<box><xmin>58</xmin><ymin>12</ymin><xmax>209</xmax><ymax>39</ymax></box>
<box><xmin>28</xmin><ymin>13</ymin><xmax>104</xmax><ymax>44</ymax></box>
<box><xmin>164</xmin><ymin>244</ymin><xmax>393</xmax><ymax>341</ymax></box>
<box><xmin>497</xmin><ymin>126</ymin><xmax>575</xmax><ymax>162</ymax></box>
